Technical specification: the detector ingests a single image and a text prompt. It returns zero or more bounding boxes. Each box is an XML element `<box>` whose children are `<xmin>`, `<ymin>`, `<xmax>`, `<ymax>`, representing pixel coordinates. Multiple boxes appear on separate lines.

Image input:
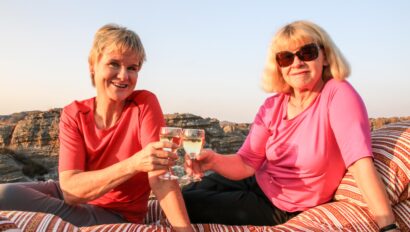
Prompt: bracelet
<box><xmin>379</xmin><ymin>223</ymin><xmax>398</xmax><ymax>232</ymax></box>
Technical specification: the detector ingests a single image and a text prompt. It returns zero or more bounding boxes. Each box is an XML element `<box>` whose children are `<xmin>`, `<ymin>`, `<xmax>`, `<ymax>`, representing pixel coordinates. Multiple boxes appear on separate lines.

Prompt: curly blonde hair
<box><xmin>262</xmin><ymin>20</ymin><xmax>350</xmax><ymax>93</ymax></box>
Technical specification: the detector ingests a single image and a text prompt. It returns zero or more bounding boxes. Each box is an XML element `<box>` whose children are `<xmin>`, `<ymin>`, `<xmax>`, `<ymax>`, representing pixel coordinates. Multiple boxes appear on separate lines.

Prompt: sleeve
<box><xmin>328</xmin><ymin>81</ymin><xmax>373</xmax><ymax>167</ymax></box>
<box><xmin>138</xmin><ymin>91</ymin><xmax>165</xmax><ymax>147</ymax></box>
<box><xmin>237</xmin><ymin>100</ymin><xmax>271</xmax><ymax>170</ymax></box>
<box><xmin>58</xmin><ymin>107</ymin><xmax>86</xmax><ymax>172</ymax></box>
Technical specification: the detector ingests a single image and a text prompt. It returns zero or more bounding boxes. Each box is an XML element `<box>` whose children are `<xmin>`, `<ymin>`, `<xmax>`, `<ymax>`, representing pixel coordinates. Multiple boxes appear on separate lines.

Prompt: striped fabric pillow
<box><xmin>334</xmin><ymin>121</ymin><xmax>410</xmax><ymax>205</ymax></box>
<box><xmin>139</xmin><ymin>200</ymin><xmax>378</xmax><ymax>232</ymax></box>
<box><xmin>0</xmin><ymin>211</ymin><xmax>78</xmax><ymax>232</ymax></box>
<box><xmin>81</xmin><ymin>223</ymin><xmax>173</xmax><ymax>232</ymax></box>
<box><xmin>0</xmin><ymin>215</ymin><xmax>19</xmax><ymax>232</ymax></box>
<box><xmin>393</xmin><ymin>199</ymin><xmax>410</xmax><ymax>231</ymax></box>
<box><xmin>279</xmin><ymin>201</ymin><xmax>378</xmax><ymax>231</ymax></box>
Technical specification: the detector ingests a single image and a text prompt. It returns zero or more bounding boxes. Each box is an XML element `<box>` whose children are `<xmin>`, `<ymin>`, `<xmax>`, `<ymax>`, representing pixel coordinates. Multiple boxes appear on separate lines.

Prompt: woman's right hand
<box><xmin>184</xmin><ymin>149</ymin><xmax>216</xmax><ymax>178</ymax></box>
<box><xmin>131</xmin><ymin>141</ymin><xmax>179</xmax><ymax>172</ymax></box>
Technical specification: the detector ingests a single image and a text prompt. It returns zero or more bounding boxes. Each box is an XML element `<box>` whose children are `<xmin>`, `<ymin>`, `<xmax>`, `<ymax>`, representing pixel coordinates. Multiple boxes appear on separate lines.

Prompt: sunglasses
<box><xmin>275</xmin><ymin>43</ymin><xmax>320</xmax><ymax>68</ymax></box>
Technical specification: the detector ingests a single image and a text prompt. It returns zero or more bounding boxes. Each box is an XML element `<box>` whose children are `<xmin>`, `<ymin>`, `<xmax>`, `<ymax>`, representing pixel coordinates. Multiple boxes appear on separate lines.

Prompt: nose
<box><xmin>117</xmin><ymin>66</ymin><xmax>129</xmax><ymax>80</ymax></box>
<box><xmin>291</xmin><ymin>55</ymin><xmax>305</xmax><ymax>67</ymax></box>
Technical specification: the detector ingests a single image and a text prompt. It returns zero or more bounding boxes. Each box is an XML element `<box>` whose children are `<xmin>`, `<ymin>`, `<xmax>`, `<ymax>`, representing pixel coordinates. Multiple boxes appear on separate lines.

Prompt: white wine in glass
<box><xmin>158</xmin><ymin>127</ymin><xmax>182</xmax><ymax>180</ymax></box>
<box><xmin>181</xmin><ymin>128</ymin><xmax>205</xmax><ymax>182</ymax></box>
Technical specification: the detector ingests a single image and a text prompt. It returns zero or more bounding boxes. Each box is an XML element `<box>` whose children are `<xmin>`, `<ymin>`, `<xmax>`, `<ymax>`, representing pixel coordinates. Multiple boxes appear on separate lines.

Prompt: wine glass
<box><xmin>181</xmin><ymin>128</ymin><xmax>205</xmax><ymax>182</ymax></box>
<box><xmin>158</xmin><ymin>127</ymin><xmax>182</xmax><ymax>180</ymax></box>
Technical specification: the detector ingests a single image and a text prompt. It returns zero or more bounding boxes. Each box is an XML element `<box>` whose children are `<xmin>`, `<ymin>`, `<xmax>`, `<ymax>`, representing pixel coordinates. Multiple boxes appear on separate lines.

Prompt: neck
<box><xmin>289</xmin><ymin>79</ymin><xmax>324</xmax><ymax>109</ymax></box>
<box><xmin>94</xmin><ymin>97</ymin><xmax>125</xmax><ymax>129</ymax></box>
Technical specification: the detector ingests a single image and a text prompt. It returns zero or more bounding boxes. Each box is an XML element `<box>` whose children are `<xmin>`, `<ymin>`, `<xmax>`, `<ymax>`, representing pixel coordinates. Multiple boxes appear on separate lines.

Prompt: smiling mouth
<box><xmin>112</xmin><ymin>82</ymin><xmax>128</xmax><ymax>88</ymax></box>
<box><xmin>292</xmin><ymin>70</ymin><xmax>309</xmax><ymax>75</ymax></box>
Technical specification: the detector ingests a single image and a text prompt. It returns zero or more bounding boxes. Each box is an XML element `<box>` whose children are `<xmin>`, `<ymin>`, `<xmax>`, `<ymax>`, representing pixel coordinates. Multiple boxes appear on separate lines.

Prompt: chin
<box><xmin>109</xmin><ymin>91</ymin><xmax>132</xmax><ymax>102</ymax></box>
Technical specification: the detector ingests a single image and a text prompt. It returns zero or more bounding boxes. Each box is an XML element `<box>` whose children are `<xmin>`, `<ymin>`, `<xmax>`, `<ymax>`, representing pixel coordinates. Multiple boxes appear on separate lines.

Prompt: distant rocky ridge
<box><xmin>0</xmin><ymin>109</ymin><xmax>409</xmax><ymax>183</ymax></box>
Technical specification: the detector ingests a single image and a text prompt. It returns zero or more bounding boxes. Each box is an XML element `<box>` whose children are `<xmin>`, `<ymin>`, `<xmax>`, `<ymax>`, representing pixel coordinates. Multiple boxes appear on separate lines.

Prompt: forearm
<box><xmin>211</xmin><ymin>154</ymin><xmax>255</xmax><ymax>180</ymax></box>
<box><xmin>349</xmin><ymin>158</ymin><xmax>396</xmax><ymax>228</ymax></box>
<box><xmin>60</xmin><ymin>158</ymin><xmax>136</xmax><ymax>204</ymax></box>
<box><xmin>149</xmin><ymin>172</ymin><xmax>192</xmax><ymax>232</ymax></box>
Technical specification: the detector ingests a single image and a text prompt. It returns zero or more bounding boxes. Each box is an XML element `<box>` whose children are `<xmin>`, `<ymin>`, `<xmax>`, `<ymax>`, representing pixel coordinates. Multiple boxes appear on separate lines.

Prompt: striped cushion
<box><xmin>81</xmin><ymin>223</ymin><xmax>172</xmax><ymax>232</ymax></box>
<box><xmin>394</xmin><ymin>199</ymin><xmax>410</xmax><ymax>231</ymax></box>
<box><xmin>278</xmin><ymin>201</ymin><xmax>378</xmax><ymax>231</ymax></box>
<box><xmin>0</xmin><ymin>215</ymin><xmax>19</xmax><ymax>232</ymax></box>
<box><xmin>0</xmin><ymin>211</ymin><xmax>78</xmax><ymax>232</ymax></box>
<box><xmin>335</xmin><ymin>121</ymin><xmax>410</xmax><ymax>205</ymax></box>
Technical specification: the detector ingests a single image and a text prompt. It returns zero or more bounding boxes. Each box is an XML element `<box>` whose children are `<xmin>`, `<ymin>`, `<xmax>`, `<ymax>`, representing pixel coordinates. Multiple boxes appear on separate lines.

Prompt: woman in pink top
<box><xmin>0</xmin><ymin>24</ymin><xmax>192</xmax><ymax>231</ymax></box>
<box><xmin>183</xmin><ymin>20</ymin><xmax>398</xmax><ymax>231</ymax></box>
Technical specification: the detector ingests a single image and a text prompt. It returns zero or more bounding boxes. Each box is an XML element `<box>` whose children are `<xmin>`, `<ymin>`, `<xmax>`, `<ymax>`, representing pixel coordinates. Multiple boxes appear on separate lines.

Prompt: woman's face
<box><xmin>91</xmin><ymin>50</ymin><xmax>141</xmax><ymax>103</ymax></box>
<box><xmin>278</xmin><ymin>43</ymin><xmax>328</xmax><ymax>92</ymax></box>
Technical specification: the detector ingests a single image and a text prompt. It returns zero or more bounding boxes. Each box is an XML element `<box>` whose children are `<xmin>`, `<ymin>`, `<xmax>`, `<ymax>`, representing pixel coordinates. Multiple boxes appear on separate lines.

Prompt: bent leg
<box><xmin>182</xmin><ymin>173</ymin><xmax>279</xmax><ymax>225</ymax></box>
<box><xmin>0</xmin><ymin>181</ymin><xmax>126</xmax><ymax>226</ymax></box>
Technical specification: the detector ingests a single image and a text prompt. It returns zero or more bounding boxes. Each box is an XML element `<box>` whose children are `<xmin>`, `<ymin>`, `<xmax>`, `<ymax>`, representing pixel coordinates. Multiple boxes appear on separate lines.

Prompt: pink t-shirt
<box><xmin>238</xmin><ymin>79</ymin><xmax>373</xmax><ymax>212</ymax></box>
<box><xmin>58</xmin><ymin>90</ymin><xmax>165</xmax><ymax>223</ymax></box>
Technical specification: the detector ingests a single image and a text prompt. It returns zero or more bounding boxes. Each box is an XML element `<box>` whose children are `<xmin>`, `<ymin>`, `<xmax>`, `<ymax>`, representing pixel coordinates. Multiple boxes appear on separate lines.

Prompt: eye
<box><xmin>127</xmin><ymin>65</ymin><xmax>139</xmax><ymax>72</ymax></box>
<box><xmin>108</xmin><ymin>62</ymin><xmax>120</xmax><ymax>69</ymax></box>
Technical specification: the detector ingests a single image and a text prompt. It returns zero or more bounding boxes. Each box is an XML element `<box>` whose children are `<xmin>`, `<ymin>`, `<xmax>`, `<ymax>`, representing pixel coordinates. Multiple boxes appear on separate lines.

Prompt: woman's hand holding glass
<box><xmin>131</xmin><ymin>140</ymin><xmax>178</xmax><ymax>173</ymax></box>
<box><xmin>184</xmin><ymin>148</ymin><xmax>215</xmax><ymax>179</ymax></box>
<box><xmin>158</xmin><ymin>127</ymin><xmax>183</xmax><ymax>180</ymax></box>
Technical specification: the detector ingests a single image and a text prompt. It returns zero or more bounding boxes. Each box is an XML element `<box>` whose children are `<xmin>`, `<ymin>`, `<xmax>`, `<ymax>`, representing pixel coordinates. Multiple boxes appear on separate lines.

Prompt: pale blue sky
<box><xmin>0</xmin><ymin>1</ymin><xmax>409</xmax><ymax>123</ymax></box>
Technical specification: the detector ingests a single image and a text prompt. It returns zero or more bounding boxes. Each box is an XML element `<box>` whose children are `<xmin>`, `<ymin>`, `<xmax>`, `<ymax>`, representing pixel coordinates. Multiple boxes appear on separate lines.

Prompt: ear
<box><xmin>89</xmin><ymin>63</ymin><xmax>95</xmax><ymax>75</ymax></box>
<box><xmin>322</xmin><ymin>50</ymin><xmax>329</xmax><ymax>66</ymax></box>
<box><xmin>323</xmin><ymin>58</ymin><xmax>329</xmax><ymax>66</ymax></box>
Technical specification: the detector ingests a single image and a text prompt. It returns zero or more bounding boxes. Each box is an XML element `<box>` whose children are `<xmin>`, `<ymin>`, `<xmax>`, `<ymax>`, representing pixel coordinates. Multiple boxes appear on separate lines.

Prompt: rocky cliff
<box><xmin>0</xmin><ymin>109</ymin><xmax>409</xmax><ymax>183</ymax></box>
<box><xmin>0</xmin><ymin>109</ymin><xmax>250</xmax><ymax>183</ymax></box>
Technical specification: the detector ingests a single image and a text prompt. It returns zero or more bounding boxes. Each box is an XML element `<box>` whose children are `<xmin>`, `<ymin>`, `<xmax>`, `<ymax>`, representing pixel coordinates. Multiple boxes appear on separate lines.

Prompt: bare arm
<box><xmin>186</xmin><ymin>149</ymin><xmax>255</xmax><ymax>180</ymax></box>
<box><xmin>59</xmin><ymin>141</ymin><xmax>177</xmax><ymax>204</ymax></box>
<box><xmin>348</xmin><ymin>157</ymin><xmax>397</xmax><ymax>229</ymax></box>
<box><xmin>149</xmin><ymin>171</ymin><xmax>193</xmax><ymax>232</ymax></box>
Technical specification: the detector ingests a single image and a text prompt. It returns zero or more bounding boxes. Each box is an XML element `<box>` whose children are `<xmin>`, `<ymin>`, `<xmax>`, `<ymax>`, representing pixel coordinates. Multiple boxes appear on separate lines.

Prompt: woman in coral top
<box><xmin>183</xmin><ymin>20</ymin><xmax>398</xmax><ymax>231</ymax></box>
<box><xmin>0</xmin><ymin>24</ymin><xmax>192</xmax><ymax>231</ymax></box>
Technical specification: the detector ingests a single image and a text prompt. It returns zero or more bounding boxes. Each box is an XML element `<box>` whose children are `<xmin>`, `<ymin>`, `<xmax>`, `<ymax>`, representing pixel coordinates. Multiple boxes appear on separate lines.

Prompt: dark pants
<box><xmin>0</xmin><ymin>180</ymin><xmax>126</xmax><ymax>226</ymax></box>
<box><xmin>182</xmin><ymin>173</ymin><xmax>300</xmax><ymax>226</ymax></box>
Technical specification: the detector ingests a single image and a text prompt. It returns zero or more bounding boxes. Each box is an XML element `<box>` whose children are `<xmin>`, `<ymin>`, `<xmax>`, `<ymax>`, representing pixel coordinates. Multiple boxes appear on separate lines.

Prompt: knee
<box><xmin>0</xmin><ymin>183</ymin><xmax>14</xmax><ymax>204</ymax></box>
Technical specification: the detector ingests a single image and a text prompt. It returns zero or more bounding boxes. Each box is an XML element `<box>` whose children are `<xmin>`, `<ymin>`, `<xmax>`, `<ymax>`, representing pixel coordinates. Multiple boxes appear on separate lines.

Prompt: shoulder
<box><xmin>127</xmin><ymin>90</ymin><xmax>159</xmax><ymax>105</ymax></box>
<box><xmin>322</xmin><ymin>79</ymin><xmax>357</xmax><ymax>95</ymax></box>
<box><xmin>62</xmin><ymin>97</ymin><xmax>94</xmax><ymax>119</ymax></box>
<box><xmin>262</xmin><ymin>93</ymin><xmax>286</xmax><ymax>110</ymax></box>
<box><xmin>254</xmin><ymin>93</ymin><xmax>286</xmax><ymax>123</ymax></box>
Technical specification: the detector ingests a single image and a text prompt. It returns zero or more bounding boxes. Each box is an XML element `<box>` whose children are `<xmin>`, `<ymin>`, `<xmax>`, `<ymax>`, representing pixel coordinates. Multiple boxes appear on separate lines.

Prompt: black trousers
<box><xmin>182</xmin><ymin>173</ymin><xmax>300</xmax><ymax>226</ymax></box>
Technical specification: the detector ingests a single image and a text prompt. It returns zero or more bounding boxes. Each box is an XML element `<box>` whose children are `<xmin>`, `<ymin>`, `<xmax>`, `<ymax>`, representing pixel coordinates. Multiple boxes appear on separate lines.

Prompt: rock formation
<box><xmin>0</xmin><ymin>109</ymin><xmax>409</xmax><ymax>183</ymax></box>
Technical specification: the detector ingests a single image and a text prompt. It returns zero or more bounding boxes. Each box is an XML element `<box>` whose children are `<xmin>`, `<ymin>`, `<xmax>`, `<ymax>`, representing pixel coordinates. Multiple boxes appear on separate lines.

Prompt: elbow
<box><xmin>60</xmin><ymin>188</ymin><xmax>88</xmax><ymax>205</ymax></box>
<box><xmin>61</xmin><ymin>191</ymin><xmax>80</xmax><ymax>205</ymax></box>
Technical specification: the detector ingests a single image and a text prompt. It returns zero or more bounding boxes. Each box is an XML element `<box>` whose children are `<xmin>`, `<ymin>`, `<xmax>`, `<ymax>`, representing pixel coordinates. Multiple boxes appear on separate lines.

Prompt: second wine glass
<box><xmin>181</xmin><ymin>128</ymin><xmax>205</xmax><ymax>182</ymax></box>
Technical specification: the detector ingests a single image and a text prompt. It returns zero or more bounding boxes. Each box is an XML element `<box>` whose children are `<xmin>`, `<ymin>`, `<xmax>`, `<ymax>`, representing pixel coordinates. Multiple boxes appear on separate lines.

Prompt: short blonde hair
<box><xmin>262</xmin><ymin>20</ymin><xmax>350</xmax><ymax>93</ymax></box>
<box><xmin>88</xmin><ymin>24</ymin><xmax>146</xmax><ymax>86</ymax></box>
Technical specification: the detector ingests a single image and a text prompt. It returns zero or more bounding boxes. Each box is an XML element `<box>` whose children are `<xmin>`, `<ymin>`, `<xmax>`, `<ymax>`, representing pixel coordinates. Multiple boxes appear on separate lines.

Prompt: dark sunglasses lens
<box><xmin>298</xmin><ymin>44</ymin><xmax>319</xmax><ymax>61</ymax></box>
<box><xmin>276</xmin><ymin>52</ymin><xmax>294</xmax><ymax>67</ymax></box>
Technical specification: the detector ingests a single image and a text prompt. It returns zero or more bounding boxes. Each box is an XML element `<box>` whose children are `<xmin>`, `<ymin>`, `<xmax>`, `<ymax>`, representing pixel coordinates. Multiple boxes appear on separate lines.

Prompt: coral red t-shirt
<box><xmin>58</xmin><ymin>90</ymin><xmax>165</xmax><ymax>223</ymax></box>
<box><xmin>238</xmin><ymin>79</ymin><xmax>373</xmax><ymax>212</ymax></box>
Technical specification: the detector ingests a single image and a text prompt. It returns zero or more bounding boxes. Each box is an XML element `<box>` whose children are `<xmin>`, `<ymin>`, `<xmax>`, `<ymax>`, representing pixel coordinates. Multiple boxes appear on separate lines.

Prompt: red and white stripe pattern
<box><xmin>0</xmin><ymin>211</ymin><xmax>79</xmax><ymax>232</ymax></box>
<box><xmin>0</xmin><ymin>214</ymin><xmax>19</xmax><ymax>232</ymax></box>
<box><xmin>335</xmin><ymin>121</ymin><xmax>409</xmax><ymax>206</ymax></box>
<box><xmin>393</xmin><ymin>199</ymin><xmax>410</xmax><ymax>231</ymax></box>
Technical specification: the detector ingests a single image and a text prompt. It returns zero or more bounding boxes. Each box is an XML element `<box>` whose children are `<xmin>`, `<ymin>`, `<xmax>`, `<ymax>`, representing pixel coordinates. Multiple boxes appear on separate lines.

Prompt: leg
<box><xmin>183</xmin><ymin>173</ymin><xmax>285</xmax><ymax>225</ymax></box>
<box><xmin>0</xmin><ymin>181</ymin><xmax>126</xmax><ymax>226</ymax></box>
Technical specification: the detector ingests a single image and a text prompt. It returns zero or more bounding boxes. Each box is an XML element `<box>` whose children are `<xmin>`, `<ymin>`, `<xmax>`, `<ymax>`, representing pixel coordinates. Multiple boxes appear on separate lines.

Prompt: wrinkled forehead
<box><xmin>273</xmin><ymin>29</ymin><xmax>320</xmax><ymax>52</ymax></box>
